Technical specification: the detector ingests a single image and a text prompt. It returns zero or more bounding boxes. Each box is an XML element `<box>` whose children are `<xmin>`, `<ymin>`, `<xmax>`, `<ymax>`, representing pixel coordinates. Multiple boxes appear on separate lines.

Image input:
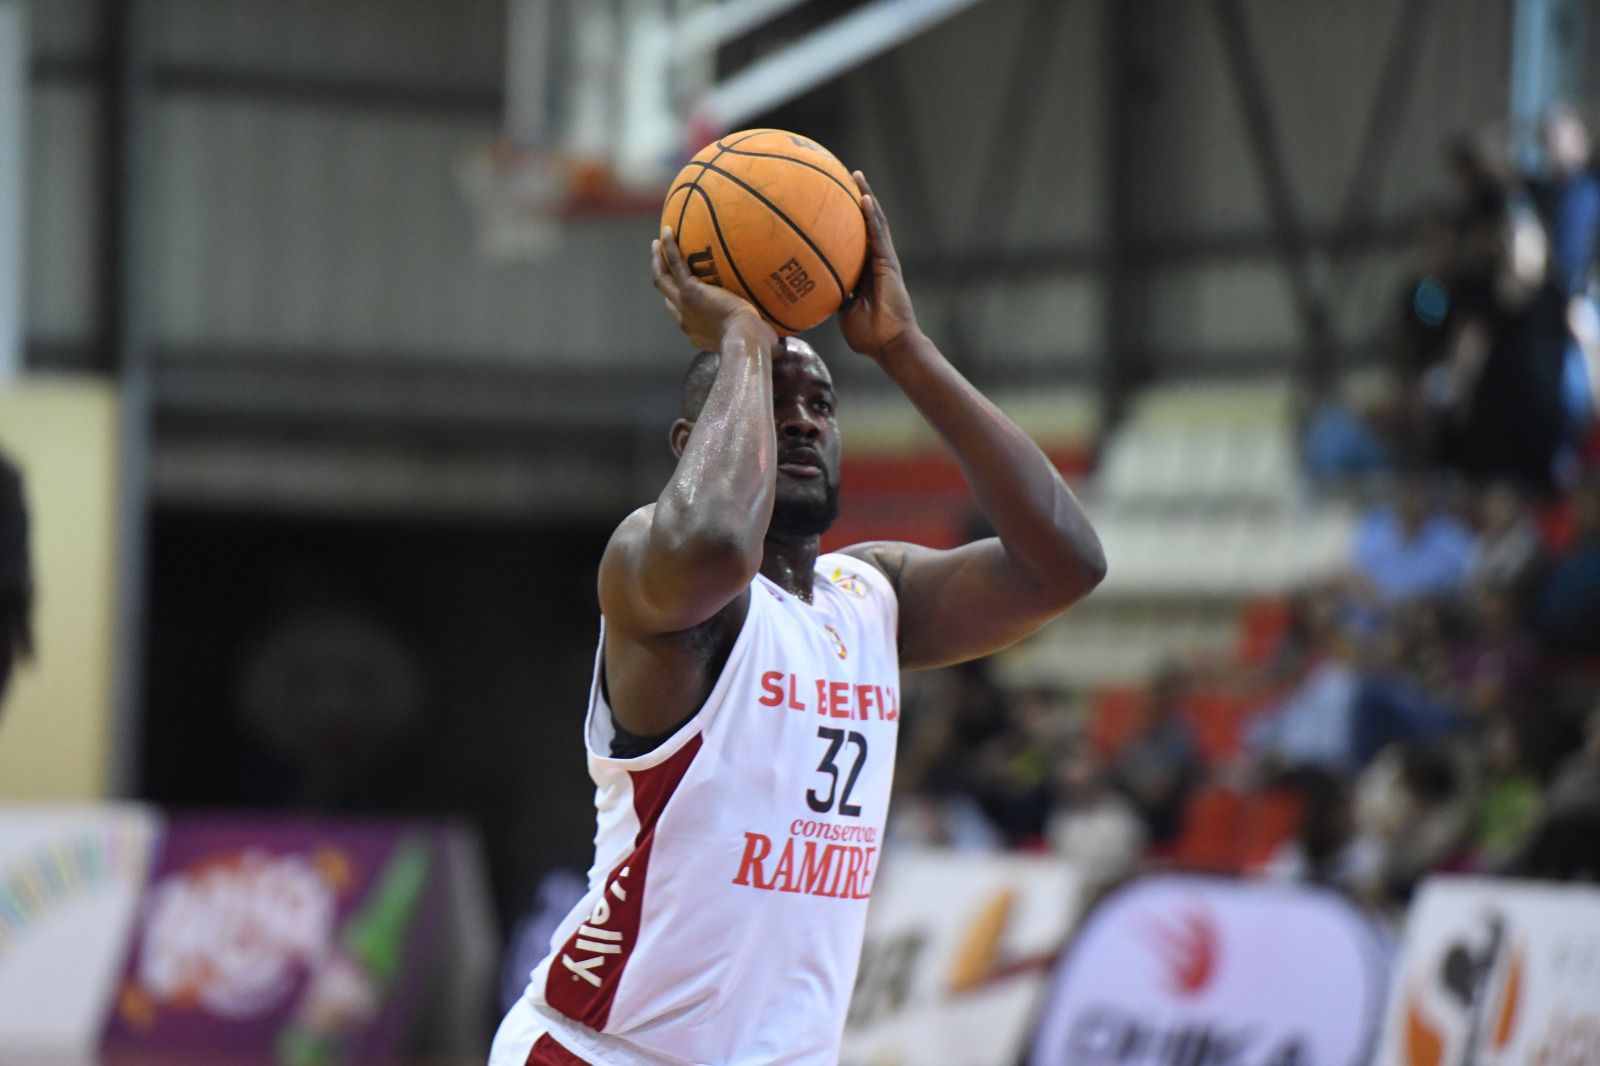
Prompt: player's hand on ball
<box><xmin>838</xmin><ymin>172</ymin><xmax>921</xmax><ymax>361</ymax></box>
<box><xmin>653</xmin><ymin>227</ymin><xmax>769</xmax><ymax>352</ymax></box>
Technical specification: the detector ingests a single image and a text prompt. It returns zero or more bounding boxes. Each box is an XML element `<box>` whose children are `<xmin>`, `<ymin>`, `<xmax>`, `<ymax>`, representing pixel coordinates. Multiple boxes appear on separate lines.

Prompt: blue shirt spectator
<box><xmin>1536</xmin><ymin>169</ymin><xmax>1600</xmax><ymax>297</ymax></box>
<box><xmin>1532</xmin><ymin>108</ymin><xmax>1600</xmax><ymax>298</ymax></box>
<box><xmin>1351</xmin><ymin>492</ymin><xmax>1475</xmax><ymax>604</ymax></box>
<box><xmin>1246</xmin><ymin>659</ymin><xmax>1360</xmax><ymax>772</ymax></box>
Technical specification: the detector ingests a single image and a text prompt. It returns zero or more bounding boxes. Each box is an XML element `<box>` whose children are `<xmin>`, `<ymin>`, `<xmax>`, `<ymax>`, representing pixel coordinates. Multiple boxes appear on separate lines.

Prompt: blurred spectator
<box><xmin>1349</xmin><ymin>600</ymin><xmax>1469</xmax><ymax>764</ymax></box>
<box><xmin>1528</xmin><ymin>106</ymin><xmax>1599</xmax><ymax>302</ymax></box>
<box><xmin>1045</xmin><ymin>733</ymin><xmax>1145</xmax><ymax>884</ymax></box>
<box><xmin>1532</xmin><ymin>480</ymin><xmax>1600</xmax><ymax>653</ymax></box>
<box><xmin>0</xmin><ymin>454</ymin><xmax>30</xmax><ymax>711</ymax></box>
<box><xmin>1263</xmin><ymin>768</ymin><xmax>1380</xmax><ymax>892</ymax></box>
<box><xmin>1353</xmin><ymin>741</ymin><xmax>1478</xmax><ymax>906</ymax></box>
<box><xmin>1303</xmin><ymin>394</ymin><xmax>1398</xmax><ymax>486</ymax></box>
<box><xmin>1544</xmin><ymin>703</ymin><xmax>1600</xmax><ymax>815</ymax></box>
<box><xmin>1438</xmin><ymin>207</ymin><xmax>1573</xmax><ymax>489</ymax></box>
<box><xmin>1472</xmin><ymin>717</ymin><xmax>1542</xmax><ymax>870</ymax></box>
<box><xmin>1259</xmin><ymin>582</ymin><xmax>1349</xmax><ymax>685</ymax></box>
<box><xmin>1348</xmin><ymin>478</ymin><xmax>1474</xmax><ymax>607</ymax></box>
<box><xmin>1511</xmin><ymin>704</ymin><xmax>1600</xmax><ymax>882</ymax></box>
<box><xmin>1113</xmin><ymin>667</ymin><xmax>1202</xmax><ymax>845</ymax></box>
<box><xmin>1245</xmin><ymin>652</ymin><xmax>1360</xmax><ymax>775</ymax></box>
<box><xmin>1452</xmin><ymin>587</ymin><xmax>1539</xmax><ymax>720</ymax></box>
<box><xmin>968</xmin><ymin>685</ymin><xmax>1073</xmax><ymax>847</ymax></box>
<box><xmin>888</xmin><ymin>675</ymin><xmax>1006</xmax><ymax>851</ymax></box>
<box><xmin>1465</xmin><ymin>482</ymin><xmax>1546</xmax><ymax>605</ymax></box>
<box><xmin>1442</xmin><ymin>133</ymin><xmax>1513</xmax><ymax>289</ymax></box>
<box><xmin>1531</xmin><ymin>107</ymin><xmax>1600</xmax><ymax>430</ymax></box>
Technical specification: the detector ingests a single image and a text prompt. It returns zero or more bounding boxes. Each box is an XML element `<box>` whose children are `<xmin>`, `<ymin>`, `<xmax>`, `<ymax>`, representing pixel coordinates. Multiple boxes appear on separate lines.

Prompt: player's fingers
<box><xmin>856</xmin><ymin>177</ymin><xmax>901</xmax><ymax>265</ymax></box>
<box><xmin>651</xmin><ymin>239</ymin><xmax>670</xmax><ymax>286</ymax></box>
<box><xmin>659</xmin><ymin>227</ymin><xmax>692</xmax><ymax>284</ymax></box>
<box><xmin>847</xmin><ymin>262</ymin><xmax>874</xmax><ymax>303</ymax></box>
<box><xmin>652</xmin><ymin>242</ymin><xmax>681</xmax><ymax>299</ymax></box>
<box><xmin>860</xmin><ymin>196</ymin><xmax>891</xmax><ymax>260</ymax></box>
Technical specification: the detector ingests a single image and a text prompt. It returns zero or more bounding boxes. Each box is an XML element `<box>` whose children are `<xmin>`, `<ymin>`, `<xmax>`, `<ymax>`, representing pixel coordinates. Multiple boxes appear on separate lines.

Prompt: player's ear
<box><xmin>669</xmin><ymin>418</ymin><xmax>694</xmax><ymax>459</ymax></box>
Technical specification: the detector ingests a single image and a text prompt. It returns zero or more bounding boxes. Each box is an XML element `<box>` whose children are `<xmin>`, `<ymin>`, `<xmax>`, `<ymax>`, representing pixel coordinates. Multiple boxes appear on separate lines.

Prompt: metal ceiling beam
<box><xmin>1210</xmin><ymin>0</ymin><xmax>1337</xmax><ymax>399</ymax></box>
<box><xmin>860</xmin><ymin>50</ymin><xmax>979</xmax><ymax>367</ymax></box>
<box><xmin>1325</xmin><ymin>0</ymin><xmax>1435</xmax><ymax>323</ymax></box>
<box><xmin>105</xmin><ymin>0</ymin><xmax>156</xmax><ymax>797</ymax></box>
<box><xmin>1102</xmin><ymin>0</ymin><xmax>1150</xmax><ymax>426</ymax></box>
<box><xmin>946</xmin><ymin>0</ymin><xmax>1074</xmax><ymax>380</ymax></box>
<box><xmin>695</xmin><ymin>0</ymin><xmax>992</xmax><ymax>130</ymax></box>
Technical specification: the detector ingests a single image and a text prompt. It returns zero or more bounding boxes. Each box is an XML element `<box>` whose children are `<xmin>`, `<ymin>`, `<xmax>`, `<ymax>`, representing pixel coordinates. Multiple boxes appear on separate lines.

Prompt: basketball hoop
<box><xmin>455</xmin><ymin>141</ymin><xmax>595</xmax><ymax>260</ymax></box>
<box><xmin>456</xmin><ymin>140</ymin><xmax>674</xmax><ymax>261</ymax></box>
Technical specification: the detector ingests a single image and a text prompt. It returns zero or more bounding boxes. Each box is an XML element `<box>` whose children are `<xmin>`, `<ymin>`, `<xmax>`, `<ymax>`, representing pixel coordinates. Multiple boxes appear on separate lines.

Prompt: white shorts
<box><xmin>489</xmin><ymin>998</ymin><xmax>591</xmax><ymax>1066</ymax></box>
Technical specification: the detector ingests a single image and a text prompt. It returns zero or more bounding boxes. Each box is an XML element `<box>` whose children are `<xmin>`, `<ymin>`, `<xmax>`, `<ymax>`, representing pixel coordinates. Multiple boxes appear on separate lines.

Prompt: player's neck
<box><xmin>760</xmin><ymin>533</ymin><xmax>820</xmax><ymax>602</ymax></box>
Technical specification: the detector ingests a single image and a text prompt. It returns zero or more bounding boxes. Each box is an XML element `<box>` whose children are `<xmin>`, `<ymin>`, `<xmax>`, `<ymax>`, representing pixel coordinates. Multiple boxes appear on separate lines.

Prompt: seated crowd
<box><xmin>890</xmin><ymin>105</ymin><xmax>1600</xmax><ymax>920</ymax></box>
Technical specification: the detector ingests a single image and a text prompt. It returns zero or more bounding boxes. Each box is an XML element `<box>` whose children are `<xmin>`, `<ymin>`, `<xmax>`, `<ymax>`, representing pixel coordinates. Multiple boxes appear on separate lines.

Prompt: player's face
<box><xmin>770</xmin><ymin>338</ymin><xmax>840</xmax><ymax>538</ymax></box>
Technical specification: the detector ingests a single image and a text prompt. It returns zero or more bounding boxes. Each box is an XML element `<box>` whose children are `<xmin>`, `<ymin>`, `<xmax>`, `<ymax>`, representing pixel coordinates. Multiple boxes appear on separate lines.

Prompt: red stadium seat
<box><xmin>1170</xmin><ymin>785</ymin><xmax>1247</xmax><ymax>871</ymax></box>
<box><xmin>1236</xmin><ymin>596</ymin><xmax>1292</xmax><ymax>666</ymax></box>
<box><xmin>1088</xmin><ymin>686</ymin><xmax>1146</xmax><ymax>758</ymax></box>
<box><xmin>1241</xmin><ymin>788</ymin><xmax>1304</xmax><ymax>870</ymax></box>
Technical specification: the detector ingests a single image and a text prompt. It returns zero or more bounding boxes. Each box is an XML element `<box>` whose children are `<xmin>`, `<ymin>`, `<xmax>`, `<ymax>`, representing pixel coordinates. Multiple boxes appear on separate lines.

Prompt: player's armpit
<box><xmin>842</xmin><ymin>538</ymin><xmax>1098</xmax><ymax>670</ymax></box>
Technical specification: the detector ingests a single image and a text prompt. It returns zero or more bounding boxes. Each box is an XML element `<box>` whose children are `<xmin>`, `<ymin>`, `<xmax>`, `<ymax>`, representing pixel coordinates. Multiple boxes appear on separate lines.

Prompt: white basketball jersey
<box><xmin>522</xmin><ymin>553</ymin><xmax>901</xmax><ymax>1065</ymax></box>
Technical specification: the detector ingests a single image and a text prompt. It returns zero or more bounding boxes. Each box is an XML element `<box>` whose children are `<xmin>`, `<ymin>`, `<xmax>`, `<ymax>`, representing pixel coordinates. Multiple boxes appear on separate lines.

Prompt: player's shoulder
<box><xmin>831</xmin><ymin>540</ymin><xmax>929</xmax><ymax>588</ymax></box>
<box><xmin>604</xmin><ymin>503</ymin><xmax>657</xmax><ymax>551</ymax></box>
<box><xmin>821</xmin><ymin>545</ymin><xmax>905</xmax><ymax>603</ymax></box>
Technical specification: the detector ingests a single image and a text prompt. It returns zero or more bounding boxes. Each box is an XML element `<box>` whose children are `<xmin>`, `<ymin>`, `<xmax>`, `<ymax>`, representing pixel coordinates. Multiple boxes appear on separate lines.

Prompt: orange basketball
<box><xmin>661</xmin><ymin>129</ymin><xmax>867</xmax><ymax>336</ymax></box>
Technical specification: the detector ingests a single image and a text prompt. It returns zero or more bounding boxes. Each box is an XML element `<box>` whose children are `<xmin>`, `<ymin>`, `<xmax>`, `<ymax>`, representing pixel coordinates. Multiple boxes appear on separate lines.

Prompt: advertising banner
<box><xmin>102</xmin><ymin>816</ymin><xmax>444</xmax><ymax>1065</ymax></box>
<box><xmin>1373</xmin><ymin>876</ymin><xmax>1600</xmax><ymax>1066</ymax></box>
<box><xmin>0</xmin><ymin>803</ymin><xmax>158</xmax><ymax>1055</ymax></box>
<box><xmin>840</xmin><ymin>848</ymin><xmax>1088</xmax><ymax>1066</ymax></box>
<box><xmin>1031</xmin><ymin>874</ymin><xmax>1390</xmax><ymax>1066</ymax></box>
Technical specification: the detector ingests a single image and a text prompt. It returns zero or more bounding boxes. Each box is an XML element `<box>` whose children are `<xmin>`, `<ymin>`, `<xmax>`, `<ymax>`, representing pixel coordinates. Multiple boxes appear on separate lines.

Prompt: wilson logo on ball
<box><xmin>687</xmin><ymin>248</ymin><xmax>721</xmax><ymax>287</ymax></box>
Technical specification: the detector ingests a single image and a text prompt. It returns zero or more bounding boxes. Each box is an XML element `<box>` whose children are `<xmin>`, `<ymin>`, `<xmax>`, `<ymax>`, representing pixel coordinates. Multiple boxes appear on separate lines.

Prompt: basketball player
<box><xmin>491</xmin><ymin>172</ymin><xmax>1106</xmax><ymax>1065</ymax></box>
<box><xmin>0</xmin><ymin>453</ymin><xmax>30</xmax><ymax>713</ymax></box>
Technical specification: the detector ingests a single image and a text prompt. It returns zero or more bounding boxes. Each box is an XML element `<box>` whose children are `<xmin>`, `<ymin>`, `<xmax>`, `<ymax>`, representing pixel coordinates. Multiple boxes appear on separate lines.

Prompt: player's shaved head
<box><xmin>672</xmin><ymin>338</ymin><xmax>840</xmax><ymax>536</ymax></box>
<box><xmin>681</xmin><ymin>349</ymin><xmax>721</xmax><ymax>420</ymax></box>
<box><xmin>679</xmin><ymin>338</ymin><xmax>831</xmax><ymax>421</ymax></box>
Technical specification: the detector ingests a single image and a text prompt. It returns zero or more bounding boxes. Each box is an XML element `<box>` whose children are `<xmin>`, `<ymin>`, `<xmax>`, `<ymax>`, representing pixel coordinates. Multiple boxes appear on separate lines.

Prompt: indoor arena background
<box><xmin>2</xmin><ymin>1</ymin><xmax>1599</xmax><ymax>1063</ymax></box>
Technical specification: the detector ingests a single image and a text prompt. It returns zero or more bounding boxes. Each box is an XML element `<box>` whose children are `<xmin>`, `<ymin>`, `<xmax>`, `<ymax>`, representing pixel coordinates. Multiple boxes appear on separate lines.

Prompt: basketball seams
<box><xmin>667</xmin><ymin>185</ymin><xmax>694</xmax><ymax>240</ymax></box>
<box><xmin>679</xmin><ymin>160</ymin><xmax>851</xmax><ymax>303</ymax></box>
<box><xmin>674</xmin><ymin>133</ymin><xmax>761</xmax><ymax>236</ymax></box>
<box><xmin>717</xmin><ymin>130</ymin><xmax>771</xmax><ymax>151</ymax></box>
<box><xmin>714</xmin><ymin>146</ymin><xmax>857</xmax><ymax>199</ymax></box>
<box><xmin>683</xmin><ymin>184</ymin><xmax>800</xmax><ymax>334</ymax></box>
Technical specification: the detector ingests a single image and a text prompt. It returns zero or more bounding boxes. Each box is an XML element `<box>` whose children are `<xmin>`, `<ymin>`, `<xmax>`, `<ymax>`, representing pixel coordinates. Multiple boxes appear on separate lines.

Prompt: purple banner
<box><xmin>102</xmin><ymin>816</ymin><xmax>444</xmax><ymax>1065</ymax></box>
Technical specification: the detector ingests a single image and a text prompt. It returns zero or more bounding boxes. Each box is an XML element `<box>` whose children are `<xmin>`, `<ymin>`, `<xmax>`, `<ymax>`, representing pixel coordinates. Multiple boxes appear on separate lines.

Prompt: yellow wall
<box><xmin>0</xmin><ymin>377</ymin><xmax>119</xmax><ymax>798</ymax></box>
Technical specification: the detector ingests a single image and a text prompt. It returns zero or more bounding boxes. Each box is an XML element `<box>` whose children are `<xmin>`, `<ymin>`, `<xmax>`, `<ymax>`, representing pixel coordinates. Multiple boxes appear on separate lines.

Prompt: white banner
<box><xmin>0</xmin><ymin>804</ymin><xmax>158</xmax><ymax>1055</ymax></box>
<box><xmin>1031</xmin><ymin>874</ymin><xmax>1389</xmax><ymax>1066</ymax></box>
<box><xmin>1374</xmin><ymin>876</ymin><xmax>1600</xmax><ymax>1066</ymax></box>
<box><xmin>841</xmin><ymin>848</ymin><xmax>1088</xmax><ymax>1066</ymax></box>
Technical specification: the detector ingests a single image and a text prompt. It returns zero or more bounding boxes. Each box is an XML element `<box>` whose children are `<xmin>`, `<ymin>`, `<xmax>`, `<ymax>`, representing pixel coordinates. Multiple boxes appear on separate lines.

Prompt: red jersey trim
<box><xmin>544</xmin><ymin>733</ymin><xmax>705</xmax><ymax>1030</ymax></box>
<box><xmin>525</xmin><ymin>1033</ymin><xmax>590</xmax><ymax>1065</ymax></box>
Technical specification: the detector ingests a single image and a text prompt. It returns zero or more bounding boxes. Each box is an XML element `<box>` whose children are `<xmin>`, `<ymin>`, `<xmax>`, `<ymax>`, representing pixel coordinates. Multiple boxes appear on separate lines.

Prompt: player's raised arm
<box><xmin>838</xmin><ymin>172</ymin><xmax>1107</xmax><ymax>669</ymax></box>
<box><xmin>598</xmin><ymin>229</ymin><xmax>781</xmax><ymax>638</ymax></box>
